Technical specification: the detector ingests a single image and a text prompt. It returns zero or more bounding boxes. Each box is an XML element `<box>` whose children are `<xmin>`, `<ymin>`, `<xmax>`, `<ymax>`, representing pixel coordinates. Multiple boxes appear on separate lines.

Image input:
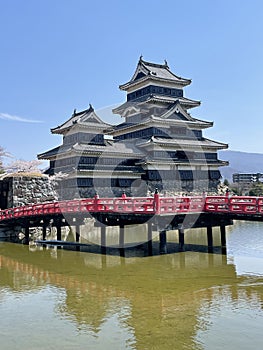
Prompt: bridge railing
<box><xmin>92</xmin><ymin>196</ymin><xmax>156</xmax><ymax>213</ymax></box>
<box><xmin>158</xmin><ymin>196</ymin><xmax>205</xmax><ymax>213</ymax></box>
<box><xmin>204</xmin><ymin>195</ymin><xmax>263</xmax><ymax>214</ymax></box>
<box><xmin>258</xmin><ymin>198</ymin><xmax>263</xmax><ymax>213</ymax></box>
<box><xmin>228</xmin><ymin>196</ymin><xmax>259</xmax><ymax>214</ymax></box>
<box><xmin>2</xmin><ymin>195</ymin><xmax>263</xmax><ymax>222</ymax></box>
<box><xmin>204</xmin><ymin>196</ymin><xmax>229</xmax><ymax>212</ymax></box>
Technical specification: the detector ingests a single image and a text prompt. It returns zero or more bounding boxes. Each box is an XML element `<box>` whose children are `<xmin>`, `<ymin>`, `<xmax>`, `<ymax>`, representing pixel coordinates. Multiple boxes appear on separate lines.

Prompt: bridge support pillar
<box><xmin>101</xmin><ymin>225</ymin><xmax>106</xmax><ymax>254</ymax></box>
<box><xmin>220</xmin><ymin>225</ymin><xmax>226</xmax><ymax>247</ymax></box>
<box><xmin>42</xmin><ymin>225</ymin><xmax>47</xmax><ymax>241</ymax></box>
<box><xmin>159</xmin><ymin>230</ymin><xmax>167</xmax><ymax>254</ymax></box>
<box><xmin>147</xmin><ymin>223</ymin><xmax>153</xmax><ymax>255</ymax></box>
<box><xmin>56</xmin><ymin>224</ymin><xmax>62</xmax><ymax>241</ymax></box>
<box><xmin>75</xmin><ymin>224</ymin><xmax>81</xmax><ymax>251</ymax></box>
<box><xmin>220</xmin><ymin>225</ymin><xmax>227</xmax><ymax>254</ymax></box>
<box><xmin>207</xmin><ymin>226</ymin><xmax>213</xmax><ymax>253</ymax></box>
<box><xmin>119</xmin><ymin>224</ymin><xmax>124</xmax><ymax>256</ymax></box>
<box><xmin>178</xmin><ymin>228</ymin><xmax>185</xmax><ymax>252</ymax></box>
<box><xmin>24</xmin><ymin>226</ymin><xmax>30</xmax><ymax>245</ymax></box>
<box><xmin>75</xmin><ymin>224</ymin><xmax>80</xmax><ymax>243</ymax></box>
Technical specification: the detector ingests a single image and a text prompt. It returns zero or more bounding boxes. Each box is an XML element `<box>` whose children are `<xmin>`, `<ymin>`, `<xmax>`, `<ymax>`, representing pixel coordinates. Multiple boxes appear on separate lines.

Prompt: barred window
<box><xmin>179</xmin><ymin>170</ymin><xmax>193</xmax><ymax>180</ymax></box>
<box><xmin>209</xmin><ymin>170</ymin><xmax>221</xmax><ymax>180</ymax></box>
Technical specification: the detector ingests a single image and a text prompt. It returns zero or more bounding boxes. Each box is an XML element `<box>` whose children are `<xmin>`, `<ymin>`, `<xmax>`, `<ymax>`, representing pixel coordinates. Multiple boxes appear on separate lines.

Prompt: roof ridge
<box><xmin>159</xmin><ymin>101</ymin><xmax>194</xmax><ymax>120</ymax></box>
<box><xmin>73</xmin><ymin>103</ymin><xmax>94</xmax><ymax>117</ymax></box>
<box><xmin>140</xmin><ymin>57</ymin><xmax>168</xmax><ymax>69</ymax></box>
<box><xmin>140</xmin><ymin>57</ymin><xmax>190</xmax><ymax>82</ymax></box>
<box><xmin>202</xmin><ymin>137</ymin><xmax>228</xmax><ymax>146</ymax></box>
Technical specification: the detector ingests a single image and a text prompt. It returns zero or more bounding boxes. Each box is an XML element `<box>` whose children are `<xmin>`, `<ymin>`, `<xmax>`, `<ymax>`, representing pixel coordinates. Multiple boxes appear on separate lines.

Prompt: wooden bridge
<box><xmin>1</xmin><ymin>193</ymin><xmax>263</xmax><ymax>222</ymax></box>
<box><xmin>1</xmin><ymin>193</ymin><xmax>263</xmax><ymax>253</ymax></box>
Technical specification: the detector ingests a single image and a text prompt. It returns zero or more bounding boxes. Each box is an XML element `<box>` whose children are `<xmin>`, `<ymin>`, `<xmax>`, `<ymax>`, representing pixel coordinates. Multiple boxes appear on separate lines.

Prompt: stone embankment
<box><xmin>0</xmin><ymin>173</ymin><xmax>58</xmax><ymax>241</ymax></box>
<box><xmin>0</xmin><ymin>173</ymin><xmax>57</xmax><ymax>208</ymax></box>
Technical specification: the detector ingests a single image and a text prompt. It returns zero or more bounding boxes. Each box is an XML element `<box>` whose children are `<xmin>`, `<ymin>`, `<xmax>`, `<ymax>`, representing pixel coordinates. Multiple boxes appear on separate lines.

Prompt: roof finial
<box><xmin>164</xmin><ymin>59</ymin><xmax>168</xmax><ymax>67</ymax></box>
<box><xmin>139</xmin><ymin>54</ymin><xmax>143</xmax><ymax>61</ymax></box>
<box><xmin>89</xmin><ymin>103</ymin><xmax>94</xmax><ymax>111</ymax></box>
<box><xmin>72</xmin><ymin>108</ymin><xmax>76</xmax><ymax>116</ymax></box>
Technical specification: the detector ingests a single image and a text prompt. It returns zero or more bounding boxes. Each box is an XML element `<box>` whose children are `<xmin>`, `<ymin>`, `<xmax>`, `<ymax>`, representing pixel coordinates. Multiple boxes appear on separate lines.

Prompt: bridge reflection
<box><xmin>1</xmin><ymin>243</ymin><xmax>262</xmax><ymax>348</ymax></box>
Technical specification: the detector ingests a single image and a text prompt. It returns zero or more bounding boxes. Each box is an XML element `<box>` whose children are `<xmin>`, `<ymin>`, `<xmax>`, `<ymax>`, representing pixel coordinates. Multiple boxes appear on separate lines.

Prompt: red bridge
<box><xmin>1</xmin><ymin>193</ymin><xmax>263</xmax><ymax>222</ymax></box>
<box><xmin>1</xmin><ymin>193</ymin><xmax>263</xmax><ymax>253</ymax></box>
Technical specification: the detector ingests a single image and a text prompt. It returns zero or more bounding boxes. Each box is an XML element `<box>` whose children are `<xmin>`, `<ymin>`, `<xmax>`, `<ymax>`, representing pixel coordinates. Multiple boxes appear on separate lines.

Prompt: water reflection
<box><xmin>1</xmin><ymin>227</ymin><xmax>263</xmax><ymax>350</ymax></box>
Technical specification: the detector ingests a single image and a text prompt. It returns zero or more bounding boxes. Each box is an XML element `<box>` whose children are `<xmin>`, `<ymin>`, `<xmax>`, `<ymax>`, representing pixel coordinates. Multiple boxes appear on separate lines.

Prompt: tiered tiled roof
<box><xmin>119</xmin><ymin>57</ymin><xmax>191</xmax><ymax>91</ymax></box>
<box><xmin>110</xmin><ymin>101</ymin><xmax>213</xmax><ymax>137</ymax></box>
<box><xmin>51</xmin><ymin>104</ymin><xmax>110</xmax><ymax>135</ymax></box>
<box><xmin>38</xmin><ymin>57</ymin><xmax>228</xmax><ymax>196</ymax></box>
<box><xmin>137</xmin><ymin>136</ymin><xmax>228</xmax><ymax>150</ymax></box>
<box><xmin>38</xmin><ymin>139</ymin><xmax>143</xmax><ymax>160</ymax></box>
<box><xmin>113</xmin><ymin>95</ymin><xmax>200</xmax><ymax>115</ymax></box>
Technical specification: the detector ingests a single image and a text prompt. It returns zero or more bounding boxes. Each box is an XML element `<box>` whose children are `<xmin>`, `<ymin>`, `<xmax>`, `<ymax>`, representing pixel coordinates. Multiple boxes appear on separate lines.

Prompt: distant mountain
<box><xmin>218</xmin><ymin>150</ymin><xmax>263</xmax><ymax>181</ymax></box>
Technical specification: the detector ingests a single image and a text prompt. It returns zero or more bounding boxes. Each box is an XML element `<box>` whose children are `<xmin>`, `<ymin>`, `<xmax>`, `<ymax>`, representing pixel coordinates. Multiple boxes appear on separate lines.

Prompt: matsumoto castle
<box><xmin>38</xmin><ymin>57</ymin><xmax>228</xmax><ymax>199</ymax></box>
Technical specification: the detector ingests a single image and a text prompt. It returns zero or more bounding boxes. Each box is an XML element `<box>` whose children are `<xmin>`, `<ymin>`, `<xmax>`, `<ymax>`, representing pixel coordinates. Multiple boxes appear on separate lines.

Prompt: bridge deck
<box><xmin>1</xmin><ymin>194</ymin><xmax>263</xmax><ymax>225</ymax></box>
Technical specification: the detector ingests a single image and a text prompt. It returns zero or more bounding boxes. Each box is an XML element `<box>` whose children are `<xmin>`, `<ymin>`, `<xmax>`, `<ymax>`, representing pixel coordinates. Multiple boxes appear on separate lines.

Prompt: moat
<box><xmin>1</xmin><ymin>221</ymin><xmax>263</xmax><ymax>350</ymax></box>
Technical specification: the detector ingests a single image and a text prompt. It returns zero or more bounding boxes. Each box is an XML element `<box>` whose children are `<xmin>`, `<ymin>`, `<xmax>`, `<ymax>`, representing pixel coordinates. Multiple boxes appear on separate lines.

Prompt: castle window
<box><xmin>170</xmin><ymin>126</ymin><xmax>186</xmax><ymax>135</ymax></box>
<box><xmin>179</xmin><ymin>170</ymin><xmax>193</xmax><ymax>180</ymax></box>
<box><xmin>192</xmin><ymin>130</ymin><xmax>202</xmax><ymax>139</ymax></box>
<box><xmin>77</xmin><ymin>178</ymin><xmax>93</xmax><ymax>187</ymax></box>
<box><xmin>79</xmin><ymin>157</ymin><xmax>98</xmax><ymax>164</ymax></box>
<box><xmin>209</xmin><ymin>170</ymin><xmax>221</xmax><ymax>180</ymax></box>
<box><xmin>163</xmin><ymin>88</ymin><xmax>171</xmax><ymax>94</ymax></box>
<box><xmin>118</xmin><ymin>179</ymin><xmax>133</xmax><ymax>187</ymax></box>
<box><xmin>205</xmin><ymin>153</ymin><xmax>217</xmax><ymax>160</ymax></box>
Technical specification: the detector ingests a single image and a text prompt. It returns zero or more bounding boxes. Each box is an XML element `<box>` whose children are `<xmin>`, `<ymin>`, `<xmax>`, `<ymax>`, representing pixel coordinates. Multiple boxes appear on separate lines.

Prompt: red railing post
<box><xmin>154</xmin><ymin>189</ymin><xmax>160</xmax><ymax>214</ymax></box>
<box><xmin>94</xmin><ymin>193</ymin><xmax>99</xmax><ymax>212</ymax></box>
<box><xmin>121</xmin><ymin>192</ymin><xmax>127</xmax><ymax>212</ymax></box>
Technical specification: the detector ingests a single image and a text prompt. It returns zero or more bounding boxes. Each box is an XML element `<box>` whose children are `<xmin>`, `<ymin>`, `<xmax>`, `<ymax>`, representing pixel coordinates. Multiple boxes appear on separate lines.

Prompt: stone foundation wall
<box><xmin>56</xmin><ymin>178</ymin><xmax>220</xmax><ymax>200</ymax></box>
<box><xmin>147</xmin><ymin>179</ymin><xmax>220</xmax><ymax>196</ymax></box>
<box><xmin>1</xmin><ymin>175</ymin><xmax>57</xmax><ymax>208</ymax></box>
<box><xmin>0</xmin><ymin>174</ymin><xmax>221</xmax><ymax>209</ymax></box>
<box><xmin>58</xmin><ymin>185</ymin><xmax>148</xmax><ymax>200</ymax></box>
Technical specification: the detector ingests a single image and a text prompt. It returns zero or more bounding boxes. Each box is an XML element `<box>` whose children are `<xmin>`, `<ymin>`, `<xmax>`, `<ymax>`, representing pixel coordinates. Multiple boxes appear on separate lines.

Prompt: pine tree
<box><xmin>249</xmin><ymin>182</ymin><xmax>263</xmax><ymax>196</ymax></box>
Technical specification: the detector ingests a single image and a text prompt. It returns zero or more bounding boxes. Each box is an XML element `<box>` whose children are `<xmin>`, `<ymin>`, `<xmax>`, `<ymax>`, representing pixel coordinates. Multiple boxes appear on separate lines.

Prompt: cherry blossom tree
<box><xmin>49</xmin><ymin>171</ymin><xmax>68</xmax><ymax>186</ymax></box>
<box><xmin>0</xmin><ymin>146</ymin><xmax>11</xmax><ymax>174</ymax></box>
<box><xmin>4</xmin><ymin>159</ymin><xmax>43</xmax><ymax>174</ymax></box>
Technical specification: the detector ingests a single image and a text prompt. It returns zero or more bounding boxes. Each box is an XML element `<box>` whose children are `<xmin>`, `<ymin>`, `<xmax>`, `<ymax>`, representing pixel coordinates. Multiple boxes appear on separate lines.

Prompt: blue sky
<box><xmin>1</xmin><ymin>0</ymin><xmax>263</xmax><ymax>163</ymax></box>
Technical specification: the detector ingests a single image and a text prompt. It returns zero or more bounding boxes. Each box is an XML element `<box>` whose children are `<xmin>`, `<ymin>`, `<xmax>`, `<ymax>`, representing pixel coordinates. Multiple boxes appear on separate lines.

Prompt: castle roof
<box><xmin>38</xmin><ymin>140</ymin><xmax>143</xmax><ymax>160</ymax></box>
<box><xmin>157</xmin><ymin>101</ymin><xmax>212</xmax><ymax>126</ymax></box>
<box><xmin>110</xmin><ymin>102</ymin><xmax>212</xmax><ymax>137</ymax></box>
<box><xmin>110</xmin><ymin>117</ymin><xmax>212</xmax><ymax>138</ymax></box>
<box><xmin>38</xmin><ymin>145</ymin><xmax>61</xmax><ymax>159</ymax></box>
<box><xmin>119</xmin><ymin>57</ymin><xmax>191</xmax><ymax>91</ymax></box>
<box><xmin>113</xmin><ymin>95</ymin><xmax>200</xmax><ymax>116</ymax></box>
<box><xmin>51</xmin><ymin>104</ymin><xmax>110</xmax><ymax>135</ymax></box>
<box><xmin>145</xmin><ymin>95</ymin><xmax>200</xmax><ymax>108</ymax></box>
<box><xmin>137</xmin><ymin>136</ymin><xmax>228</xmax><ymax>151</ymax></box>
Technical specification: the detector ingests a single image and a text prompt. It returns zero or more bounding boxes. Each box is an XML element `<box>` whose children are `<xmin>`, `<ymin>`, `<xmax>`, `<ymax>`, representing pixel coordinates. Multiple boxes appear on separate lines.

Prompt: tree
<box><xmin>49</xmin><ymin>171</ymin><xmax>68</xmax><ymax>188</ymax></box>
<box><xmin>231</xmin><ymin>186</ymin><xmax>242</xmax><ymax>196</ymax></box>
<box><xmin>223</xmin><ymin>179</ymin><xmax>229</xmax><ymax>187</ymax></box>
<box><xmin>4</xmin><ymin>159</ymin><xmax>43</xmax><ymax>174</ymax></box>
<box><xmin>0</xmin><ymin>146</ymin><xmax>11</xmax><ymax>174</ymax></box>
<box><xmin>248</xmin><ymin>182</ymin><xmax>263</xmax><ymax>196</ymax></box>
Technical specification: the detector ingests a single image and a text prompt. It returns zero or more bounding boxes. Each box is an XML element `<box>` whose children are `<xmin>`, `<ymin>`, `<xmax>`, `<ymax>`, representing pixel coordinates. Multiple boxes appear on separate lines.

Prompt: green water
<box><xmin>0</xmin><ymin>221</ymin><xmax>263</xmax><ymax>349</ymax></box>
